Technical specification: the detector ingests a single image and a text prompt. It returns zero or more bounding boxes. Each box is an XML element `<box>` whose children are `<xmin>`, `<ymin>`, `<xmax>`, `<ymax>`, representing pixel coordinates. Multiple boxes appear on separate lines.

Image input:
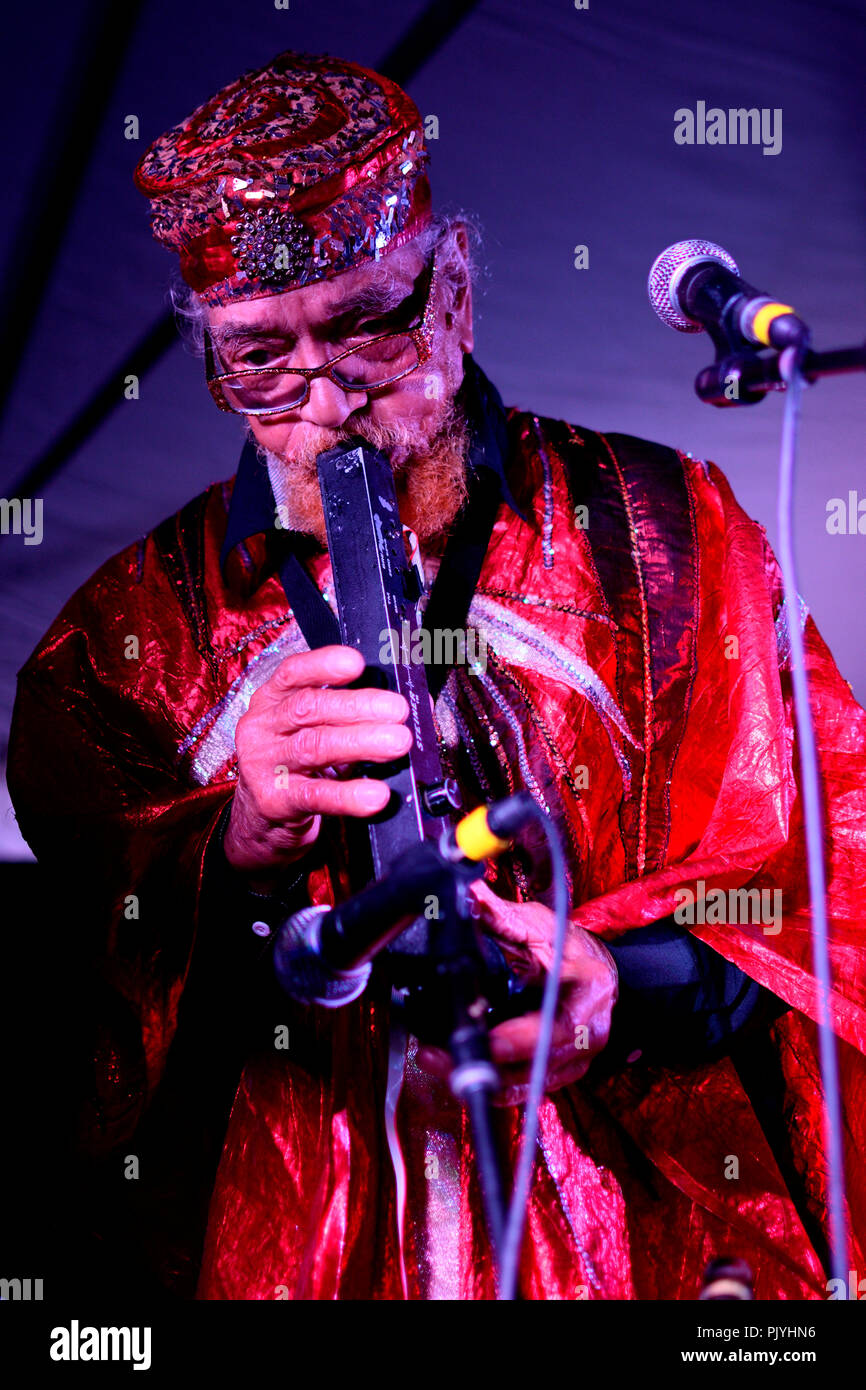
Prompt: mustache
<box><xmin>250</xmin><ymin>398</ymin><xmax>472</xmax><ymax>547</ymax></box>
<box><xmin>284</xmin><ymin>422</ymin><xmax>412</xmax><ymax>470</ymax></box>
<box><xmin>250</xmin><ymin>400</ymin><xmax>468</xmax><ymax>474</ymax></box>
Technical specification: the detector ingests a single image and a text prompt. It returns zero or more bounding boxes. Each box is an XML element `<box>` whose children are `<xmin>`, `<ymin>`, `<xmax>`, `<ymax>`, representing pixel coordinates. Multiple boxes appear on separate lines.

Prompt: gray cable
<box><xmin>497</xmin><ymin>806</ymin><xmax>569</xmax><ymax>1301</ymax></box>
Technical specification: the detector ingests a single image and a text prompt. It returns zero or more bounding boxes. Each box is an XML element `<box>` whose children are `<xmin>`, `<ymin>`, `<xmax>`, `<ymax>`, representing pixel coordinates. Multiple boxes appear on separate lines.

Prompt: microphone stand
<box><xmin>273</xmin><ymin>808</ymin><xmax>527</xmax><ymax>1284</ymax></box>
<box><xmin>685</xmin><ymin>312</ymin><xmax>858</xmax><ymax>1282</ymax></box>
<box><xmin>694</xmin><ymin>338</ymin><xmax>866</xmax><ymax>406</ymax></box>
<box><xmin>399</xmin><ymin>854</ymin><xmax>512</xmax><ymax>1270</ymax></box>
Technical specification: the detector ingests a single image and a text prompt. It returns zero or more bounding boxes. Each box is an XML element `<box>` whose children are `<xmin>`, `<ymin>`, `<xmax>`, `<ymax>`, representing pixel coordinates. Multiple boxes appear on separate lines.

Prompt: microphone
<box><xmin>648</xmin><ymin>239</ymin><xmax>810</xmax><ymax>352</ymax></box>
<box><xmin>273</xmin><ymin>794</ymin><xmax>537</xmax><ymax>1007</ymax></box>
<box><xmin>439</xmin><ymin>791</ymin><xmax>536</xmax><ymax>862</ymax></box>
<box><xmin>698</xmin><ymin>1256</ymin><xmax>755</xmax><ymax>1301</ymax></box>
<box><xmin>272</xmin><ymin>904</ymin><xmax>374</xmax><ymax>1009</ymax></box>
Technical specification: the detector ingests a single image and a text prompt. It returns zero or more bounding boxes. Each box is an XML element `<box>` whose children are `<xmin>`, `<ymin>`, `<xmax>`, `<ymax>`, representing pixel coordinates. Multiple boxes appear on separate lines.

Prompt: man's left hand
<box><xmin>417</xmin><ymin>878</ymin><xmax>619</xmax><ymax>1106</ymax></box>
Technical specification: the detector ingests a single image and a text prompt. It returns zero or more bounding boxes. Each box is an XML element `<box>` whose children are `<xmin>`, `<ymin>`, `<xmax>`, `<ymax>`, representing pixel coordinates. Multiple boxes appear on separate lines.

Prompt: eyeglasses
<box><xmin>205</xmin><ymin>252</ymin><xmax>440</xmax><ymax>416</ymax></box>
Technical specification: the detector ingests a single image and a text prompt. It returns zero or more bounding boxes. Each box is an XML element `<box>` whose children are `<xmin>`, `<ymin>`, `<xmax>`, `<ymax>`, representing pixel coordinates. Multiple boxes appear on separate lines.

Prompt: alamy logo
<box><xmin>827</xmin><ymin>1271</ymin><xmax>866</xmax><ymax>1299</ymax></box>
<box><xmin>0</xmin><ymin>1276</ymin><xmax>43</xmax><ymax>1300</ymax></box>
<box><xmin>0</xmin><ymin>497</ymin><xmax>43</xmax><ymax>545</ymax></box>
<box><xmin>826</xmin><ymin>491</ymin><xmax>866</xmax><ymax>534</ymax></box>
<box><xmin>379</xmin><ymin>622</ymin><xmax>487</xmax><ymax>672</ymax></box>
<box><xmin>49</xmin><ymin>1321</ymin><xmax>152</xmax><ymax>1372</ymax></box>
<box><xmin>674</xmin><ymin>102</ymin><xmax>782</xmax><ymax>156</ymax></box>
<box><xmin>674</xmin><ymin>880</ymin><xmax>782</xmax><ymax>934</ymax></box>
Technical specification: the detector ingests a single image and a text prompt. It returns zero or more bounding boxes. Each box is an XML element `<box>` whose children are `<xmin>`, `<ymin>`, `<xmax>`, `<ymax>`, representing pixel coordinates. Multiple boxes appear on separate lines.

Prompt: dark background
<box><xmin>0</xmin><ymin>0</ymin><xmax>863</xmax><ymax>1300</ymax></box>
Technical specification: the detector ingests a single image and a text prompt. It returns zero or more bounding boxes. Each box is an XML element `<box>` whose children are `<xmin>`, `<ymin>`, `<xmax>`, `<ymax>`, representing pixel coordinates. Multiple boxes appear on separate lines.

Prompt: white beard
<box><xmin>249</xmin><ymin>403</ymin><xmax>472</xmax><ymax>549</ymax></box>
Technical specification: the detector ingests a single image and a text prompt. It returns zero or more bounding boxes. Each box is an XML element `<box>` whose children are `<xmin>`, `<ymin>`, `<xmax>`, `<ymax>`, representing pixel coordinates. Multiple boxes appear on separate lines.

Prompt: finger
<box><xmin>281</xmin><ymin>721</ymin><xmax>413</xmax><ymax>772</ymax></box>
<box><xmin>491</xmin><ymin>1055</ymin><xmax>592</xmax><ymax>1108</ymax></box>
<box><xmin>491</xmin><ymin>1034</ymin><xmax>595</xmax><ymax>1089</ymax></box>
<box><xmin>414</xmin><ymin>1045</ymin><xmax>455</xmax><ymax>1085</ymax></box>
<box><xmin>267</xmin><ymin>645</ymin><xmax>366</xmax><ymax>693</ymax></box>
<box><xmin>276</xmin><ymin>685</ymin><xmax>409</xmax><ymax>733</ymax></box>
<box><xmin>488</xmin><ymin>1012</ymin><xmax>541</xmax><ymax>1064</ymax></box>
<box><xmin>266</xmin><ymin>773</ymin><xmax>393</xmax><ymax>821</ymax></box>
<box><xmin>487</xmin><ymin>1008</ymin><xmax>578</xmax><ymax>1064</ymax></box>
<box><xmin>470</xmin><ymin>879</ymin><xmax>534</xmax><ymax>948</ymax></box>
<box><xmin>470</xmin><ymin>878</ymin><xmax>501</xmax><ymax>909</ymax></box>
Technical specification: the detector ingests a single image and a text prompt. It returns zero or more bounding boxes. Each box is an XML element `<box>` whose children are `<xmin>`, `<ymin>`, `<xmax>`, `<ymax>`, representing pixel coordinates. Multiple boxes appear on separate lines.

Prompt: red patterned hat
<box><xmin>135</xmin><ymin>50</ymin><xmax>432</xmax><ymax>306</ymax></box>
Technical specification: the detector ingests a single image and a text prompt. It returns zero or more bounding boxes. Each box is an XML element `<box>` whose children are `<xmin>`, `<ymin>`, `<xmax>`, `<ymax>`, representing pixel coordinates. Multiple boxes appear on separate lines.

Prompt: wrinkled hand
<box><xmin>224</xmin><ymin>645</ymin><xmax>411</xmax><ymax>891</ymax></box>
<box><xmin>417</xmin><ymin>879</ymin><xmax>619</xmax><ymax>1106</ymax></box>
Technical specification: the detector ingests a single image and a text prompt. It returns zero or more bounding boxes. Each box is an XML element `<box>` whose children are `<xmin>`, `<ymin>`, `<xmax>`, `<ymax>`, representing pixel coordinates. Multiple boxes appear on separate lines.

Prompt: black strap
<box><xmin>274</xmin><ymin>485</ymin><xmax>501</xmax><ymax>690</ymax></box>
<box><xmin>421</xmin><ymin>468</ymin><xmax>503</xmax><ymax>698</ymax></box>
<box><xmin>273</xmin><ymin>539</ymin><xmax>341</xmax><ymax>649</ymax></box>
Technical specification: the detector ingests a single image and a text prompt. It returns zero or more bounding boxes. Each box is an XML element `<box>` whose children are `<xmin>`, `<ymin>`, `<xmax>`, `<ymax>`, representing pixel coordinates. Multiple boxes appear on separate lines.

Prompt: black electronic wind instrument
<box><xmin>271</xmin><ymin>435</ymin><xmax>560</xmax><ymax>1286</ymax></box>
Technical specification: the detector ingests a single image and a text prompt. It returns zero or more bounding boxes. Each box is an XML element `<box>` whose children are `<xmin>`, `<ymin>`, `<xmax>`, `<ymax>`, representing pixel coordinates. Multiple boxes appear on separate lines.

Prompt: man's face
<box><xmin>206</xmin><ymin>227</ymin><xmax>475</xmax><ymax>549</ymax></box>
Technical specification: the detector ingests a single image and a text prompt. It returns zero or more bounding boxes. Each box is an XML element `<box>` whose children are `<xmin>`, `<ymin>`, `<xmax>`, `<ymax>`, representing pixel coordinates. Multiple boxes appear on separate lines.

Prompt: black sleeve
<box><xmin>191</xmin><ymin>796</ymin><xmax>318</xmax><ymax>1048</ymax></box>
<box><xmin>596</xmin><ymin>915</ymin><xmax>790</xmax><ymax>1072</ymax></box>
<box><xmin>200</xmin><ymin>796</ymin><xmax>313</xmax><ymax>938</ymax></box>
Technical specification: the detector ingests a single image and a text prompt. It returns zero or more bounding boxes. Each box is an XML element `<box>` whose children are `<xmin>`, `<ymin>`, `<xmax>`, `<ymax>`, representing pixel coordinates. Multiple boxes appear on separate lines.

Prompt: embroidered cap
<box><xmin>135</xmin><ymin>50</ymin><xmax>432</xmax><ymax>306</ymax></box>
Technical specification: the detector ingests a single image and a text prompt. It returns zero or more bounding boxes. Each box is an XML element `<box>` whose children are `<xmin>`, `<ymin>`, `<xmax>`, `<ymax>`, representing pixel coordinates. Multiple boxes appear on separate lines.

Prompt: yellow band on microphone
<box><xmin>751</xmin><ymin>302</ymin><xmax>796</xmax><ymax>346</ymax></box>
<box><xmin>454</xmin><ymin>805</ymin><xmax>510</xmax><ymax>861</ymax></box>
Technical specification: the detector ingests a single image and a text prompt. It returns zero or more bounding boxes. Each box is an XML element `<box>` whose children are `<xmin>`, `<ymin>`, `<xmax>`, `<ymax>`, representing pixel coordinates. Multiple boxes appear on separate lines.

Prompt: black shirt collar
<box><xmin>219</xmin><ymin>355</ymin><xmax>525</xmax><ymax>576</ymax></box>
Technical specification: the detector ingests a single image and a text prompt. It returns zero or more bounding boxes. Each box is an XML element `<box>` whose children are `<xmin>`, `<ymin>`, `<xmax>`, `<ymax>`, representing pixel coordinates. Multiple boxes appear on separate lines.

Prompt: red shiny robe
<box><xmin>8</xmin><ymin>410</ymin><xmax>866</xmax><ymax>1300</ymax></box>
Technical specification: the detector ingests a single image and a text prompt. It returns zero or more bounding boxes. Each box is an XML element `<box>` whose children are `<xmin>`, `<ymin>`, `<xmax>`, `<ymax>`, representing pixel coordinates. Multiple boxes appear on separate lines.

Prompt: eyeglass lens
<box><xmin>218</xmin><ymin>335</ymin><xmax>421</xmax><ymax>412</ymax></box>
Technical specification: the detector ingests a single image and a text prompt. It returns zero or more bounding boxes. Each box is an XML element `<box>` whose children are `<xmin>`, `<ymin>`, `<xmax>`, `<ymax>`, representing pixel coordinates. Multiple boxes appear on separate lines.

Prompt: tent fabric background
<box><xmin>1</xmin><ymin>0</ymin><xmax>864</xmax><ymax>859</ymax></box>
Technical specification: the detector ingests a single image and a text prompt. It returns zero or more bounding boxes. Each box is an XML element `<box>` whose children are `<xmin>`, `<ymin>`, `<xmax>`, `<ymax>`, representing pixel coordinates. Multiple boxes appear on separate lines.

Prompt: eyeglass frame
<box><xmin>204</xmin><ymin>250</ymin><xmax>441</xmax><ymax>416</ymax></box>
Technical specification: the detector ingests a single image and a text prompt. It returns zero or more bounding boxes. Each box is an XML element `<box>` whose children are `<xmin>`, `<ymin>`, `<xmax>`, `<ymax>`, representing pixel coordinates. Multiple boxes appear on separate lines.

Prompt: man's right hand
<box><xmin>223</xmin><ymin>645</ymin><xmax>411</xmax><ymax>891</ymax></box>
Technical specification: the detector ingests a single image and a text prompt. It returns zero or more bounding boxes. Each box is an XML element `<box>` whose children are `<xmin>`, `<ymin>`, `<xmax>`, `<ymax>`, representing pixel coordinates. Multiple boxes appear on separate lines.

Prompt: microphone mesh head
<box><xmin>648</xmin><ymin>239</ymin><xmax>740</xmax><ymax>333</ymax></box>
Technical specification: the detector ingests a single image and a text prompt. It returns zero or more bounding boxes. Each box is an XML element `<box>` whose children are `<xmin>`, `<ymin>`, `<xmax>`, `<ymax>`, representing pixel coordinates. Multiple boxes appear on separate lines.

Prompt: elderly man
<box><xmin>8</xmin><ymin>50</ymin><xmax>866</xmax><ymax>1302</ymax></box>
